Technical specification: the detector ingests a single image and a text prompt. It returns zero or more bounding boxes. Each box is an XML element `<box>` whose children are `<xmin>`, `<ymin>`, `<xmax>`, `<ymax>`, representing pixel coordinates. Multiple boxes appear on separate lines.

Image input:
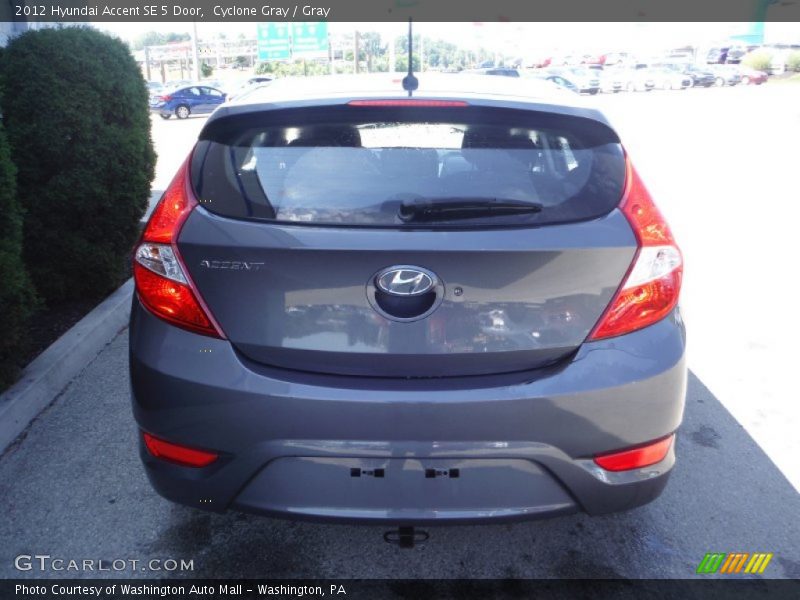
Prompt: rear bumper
<box><xmin>130</xmin><ymin>299</ymin><xmax>687</xmax><ymax>523</ymax></box>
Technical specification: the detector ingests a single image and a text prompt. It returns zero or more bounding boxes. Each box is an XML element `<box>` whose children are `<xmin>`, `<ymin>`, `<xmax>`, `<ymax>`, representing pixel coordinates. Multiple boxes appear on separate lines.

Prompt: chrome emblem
<box><xmin>376</xmin><ymin>266</ymin><xmax>437</xmax><ymax>297</ymax></box>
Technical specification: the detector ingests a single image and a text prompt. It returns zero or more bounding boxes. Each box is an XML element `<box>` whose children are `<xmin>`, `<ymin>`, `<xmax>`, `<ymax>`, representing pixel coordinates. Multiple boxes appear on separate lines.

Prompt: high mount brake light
<box><xmin>588</xmin><ymin>159</ymin><xmax>683</xmax><ymax>340</ymax></box>
<box><xmin>133</xmin><ymin>157</ymin><xmax>224</xmax><ymax>338</ymax></box>
<box><xmin>348</xmin><ymin>99</ymin><xmax>468</xmax><ymax>107</ymax></box>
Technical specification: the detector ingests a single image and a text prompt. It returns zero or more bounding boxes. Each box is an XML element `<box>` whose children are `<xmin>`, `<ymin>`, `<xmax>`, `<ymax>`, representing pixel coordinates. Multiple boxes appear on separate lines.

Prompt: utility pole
<box><xmin>144</xmin><ymin>46</ymin><xmax>151</xmax><ymax>81</ymax></box>
<box><xmin>419</xmin><ymin>30</ymin><xmax>424</xmax><ymax>72</ymax></box>
<box><xmin>328</xmin><ymin>33</ymin><xmax>334</xmax><ymax>75</ymax></box>
<box><xmin>191</xmin><ymin>21</ymin><xmax>201</xmax><ymax>81</ymax></box>
<box><xmin>389</xmin><ymin>32</ymin><xmax>396</xmax><ymax>72</ymax></box>
<box><xmin>354</xmin><ymin>30</ymin><xmax>360</xmax><ymax>74</ymax></box>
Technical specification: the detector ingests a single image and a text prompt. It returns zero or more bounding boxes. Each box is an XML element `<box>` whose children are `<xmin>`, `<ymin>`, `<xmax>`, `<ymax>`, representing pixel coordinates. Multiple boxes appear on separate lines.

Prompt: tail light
<box><xmin>133</xmin><ymin>156</ymin><xmax>224</xmax><ymax>338</ymax></box>
<box><xmin>594</xmin><ymin>434</ymin><xmax>674</xmax><ymax>471</ymax></box>
<box><xmin>588</xmin><ymin>159</ymin><xmax>682</xmax><ymax>340</ymax></box>
<box><xmin>143</xmin><ymin>432</ymin><xmax>218</xmax><ymax>468</ymax></box>
<box><xmin>159</xmin><ymin>94</ymin><xmax>172</xmax><ymax>102</ymax></box>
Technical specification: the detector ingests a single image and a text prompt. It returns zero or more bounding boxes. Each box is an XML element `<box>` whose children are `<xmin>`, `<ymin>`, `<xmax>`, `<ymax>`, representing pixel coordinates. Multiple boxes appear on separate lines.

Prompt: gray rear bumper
<box><xmin>130</xmin><ymin>299</ymin><xmax>686</xmax><ymax>523</ymax></box>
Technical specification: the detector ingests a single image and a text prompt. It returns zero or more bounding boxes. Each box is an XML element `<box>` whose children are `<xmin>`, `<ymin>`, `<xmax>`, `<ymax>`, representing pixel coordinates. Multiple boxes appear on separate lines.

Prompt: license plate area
<box><xmin>235</xmin><ymin>457</ymin><xmax>576</xmax><ymax>522</ymax></box>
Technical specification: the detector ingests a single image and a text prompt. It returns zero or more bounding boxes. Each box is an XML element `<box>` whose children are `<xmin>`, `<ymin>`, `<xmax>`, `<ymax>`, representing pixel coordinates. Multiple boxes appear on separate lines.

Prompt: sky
<box><xmin>94</xmin><ymin>21</ymin><xmax>800</xmax><ymax>54</ymax></box>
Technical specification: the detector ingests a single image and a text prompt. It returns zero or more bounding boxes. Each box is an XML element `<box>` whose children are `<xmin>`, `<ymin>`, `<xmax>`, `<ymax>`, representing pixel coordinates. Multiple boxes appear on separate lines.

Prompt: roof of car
<box><xmin>206</xmin><ymin>73</ymin><xmax>610</xmax><ymax>127</ymax></box>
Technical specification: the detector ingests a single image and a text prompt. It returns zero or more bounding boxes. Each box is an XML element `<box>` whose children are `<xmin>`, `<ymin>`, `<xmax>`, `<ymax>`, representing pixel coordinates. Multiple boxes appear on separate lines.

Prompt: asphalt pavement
<box><xmin>2</xmin><ymin>83</ymin><xmax>799</xmax><ymax>580</ymax></box>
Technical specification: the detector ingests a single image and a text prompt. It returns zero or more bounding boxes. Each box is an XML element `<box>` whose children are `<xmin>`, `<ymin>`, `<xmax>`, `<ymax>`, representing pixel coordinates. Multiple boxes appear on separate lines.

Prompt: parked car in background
<box><xmin>130</xmin><ymin>73</ymin><xmax>686</xmax><ymax>524</ymax></box>
<box><xmin>726</xmin><ymin>45</ymin><xmax>759</xmax><ymax>64</ymax></box>
<box><xmin>201</xmin><ymin>79</ymin><xmax>226</xmax><ymax>91</ymax></box>
<box><xmin>147</xmin><ymin>81</ymin><xmax>165</xmax><ymax>95</ymax></box>
<box><xmin>706</xmin><ymin>47</ymin><xmax>730</xmax><ymax>64</ymax></box>
<box><xmin>608</xmin><ymin>65</ymin><xmax>655</xmax><ymax>92</ymax></box>
<box><xmin>582</xmin><ymin>54</ymin><xmax>607</xmax><ymax>65</ymax></box>
<box><xmin>599</xmin><ymin>68</ymin><xmax>625</xmax><ymax>93</ymax></box>
<box><xmin>150</xmin><ymin>85</ymin><xmax>227</xmax><ymax>119</ymax></box>
<box><xmin>247</xmin><ymin>76</ymin><xmax>273</xmax><ymax>85</ymax></box>
<box><xmin>661</xmin><ymin>63</ymin><xmax>716</xmax><ymax>87</ymax></box>
<box><xmin>603</xmin><ymin>52</ymin><xmax>631</xmax><ymax>65</ymax></box>
<box><xmin>528</xmin><ymin>72</ymin><xmax>580</xmax><ymax>94</ymax></box>
<box><xmin>648</xmin><ymin>67</ymin><xmax>692</xmax><ymax>90</ymax></box>
<box><xmin>529</xmin><ymin>56</ymin><xmax>553</xmax><ymax>68</ymax></box>
<box><xmin>736</xmin><ymin>66</ymin><xmax>768</xmax><ymax>85</ymax></box>
<box><xmin>707</xmin><ymin>64</ymin><xmax>742</xmax><ymax>86</ymax></box>
<box><xmin>466</xmin><ymin>67</ymin><xmax>520</xmax><ymax>78</ymax></box>
<box><xmin>225</xmin><ymin>77</ymin><xmax>275</xmax><ymax>102</ymax></box>
<box><xmin>546</xmin><ymin>68</ymin><xmax>600</xmax><ymax>94</ymax></box>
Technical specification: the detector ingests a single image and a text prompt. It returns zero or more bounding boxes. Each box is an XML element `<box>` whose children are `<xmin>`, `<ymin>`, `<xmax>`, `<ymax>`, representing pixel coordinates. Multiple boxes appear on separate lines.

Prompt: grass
<box><xmin>770</xmin><ymin>72</ymin><xmax>800</xmax><ymax>84</ymax></box>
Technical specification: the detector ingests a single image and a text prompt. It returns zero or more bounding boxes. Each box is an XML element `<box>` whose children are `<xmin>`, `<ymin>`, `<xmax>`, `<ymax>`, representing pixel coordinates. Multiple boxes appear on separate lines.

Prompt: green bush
<box><xmin>0</xmin><ymin>122</ymin><xmax>38</xmax><ymax>389</ymax></box>
<box><xmin>255</xmin><ymin>60</ymin><xmax>330</xmax><ymax>77</ymax></box>
<box><xmin>742</xmin><ymin>50</ymin><xmax>773</xmax><ymax>73</ymax></box>
<box><xmin>788</xmin><ymin>51</ymin><xmax>800</xmax><ymax>72</ymax></box>
<box><xmin>200</xmin><ymin>62</ymin><xmax>214</xmax><ymax>77</ymax></box>
<box><xmin>1</xmin><ymin>27</ymin><xmax>156</xmax><ymax>302</ymax></box>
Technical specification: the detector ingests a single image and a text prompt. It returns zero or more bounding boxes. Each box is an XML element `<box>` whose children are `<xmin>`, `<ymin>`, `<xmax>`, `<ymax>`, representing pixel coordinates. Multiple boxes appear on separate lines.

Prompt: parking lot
<box><xmin>1</xmin><ymin>82</ymin><xmax>799</xmax><ymax>579</ymax></box>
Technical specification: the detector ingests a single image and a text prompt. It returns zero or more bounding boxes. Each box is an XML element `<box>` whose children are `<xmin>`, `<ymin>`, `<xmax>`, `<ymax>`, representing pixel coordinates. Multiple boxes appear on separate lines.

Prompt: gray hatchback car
<box><xmin>130</xmin><ymin>74</ymin><xmax>686</xmax><ymax>524</ymax></box>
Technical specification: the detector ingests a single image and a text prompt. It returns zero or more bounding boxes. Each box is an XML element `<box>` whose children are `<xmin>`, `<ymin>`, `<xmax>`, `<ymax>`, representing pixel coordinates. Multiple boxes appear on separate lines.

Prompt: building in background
<box><xmin>0</xmin><ymin>0</ymin><xmax>61</xmax><ymax>47</ymax></box>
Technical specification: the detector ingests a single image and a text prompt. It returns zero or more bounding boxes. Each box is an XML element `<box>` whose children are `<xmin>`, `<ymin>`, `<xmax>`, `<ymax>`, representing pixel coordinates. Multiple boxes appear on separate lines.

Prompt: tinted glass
<box><xmin>193</xmin><ymin>107</ymin><xmax>625</xmax><ymax>228</ymax></box>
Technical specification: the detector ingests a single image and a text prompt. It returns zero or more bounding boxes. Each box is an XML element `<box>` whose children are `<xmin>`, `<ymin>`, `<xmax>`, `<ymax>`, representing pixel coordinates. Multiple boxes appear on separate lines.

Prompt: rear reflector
<box><xmin>143</xmin><ymin>432</ymin><xmax>218</xmax><ymax>468</ymax></box>
<box><xmin>593</xmin><ymin>434</ymin><xmax>674</xmax><ymax>472</ymax></box>
<box><xmin>348</xmin><ymin>99</ymin><xmax>468</xmax><ymax>107</ymax></box>
<box><xmin>134</xmin><ymin>154</ymin><xmax>224</xmax><ymax>338</ymax></box>
<box><xmin>588</xmin><ymin>159</ymin><xmax>682</xmax><ymax>340</ymax></box>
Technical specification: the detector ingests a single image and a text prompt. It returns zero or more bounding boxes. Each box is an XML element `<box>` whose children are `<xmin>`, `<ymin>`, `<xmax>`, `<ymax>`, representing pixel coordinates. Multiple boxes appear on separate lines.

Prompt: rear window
<box><xmin>192</xmin><ymin>106</ymin><xmax>625</xmax><ymax>228</ymax></box>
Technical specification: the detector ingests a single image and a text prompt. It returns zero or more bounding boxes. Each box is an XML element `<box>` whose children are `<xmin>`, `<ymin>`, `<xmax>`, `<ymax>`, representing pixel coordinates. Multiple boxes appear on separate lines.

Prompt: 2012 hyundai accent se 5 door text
<box><xmin>129</xmin><ymin>74</ymin><xmax>686</xmax><ymax>524</ymax></box>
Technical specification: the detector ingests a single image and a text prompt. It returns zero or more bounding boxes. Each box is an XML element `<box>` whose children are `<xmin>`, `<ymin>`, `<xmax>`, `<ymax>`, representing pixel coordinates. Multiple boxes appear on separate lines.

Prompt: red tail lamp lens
<box><xmin>588</xmin><ymin>158</ymin><xmax>683</xmax><ymax>340</ymax></box>
<box><xmin>142</xmin><ymin>161</ymin><xmax>195</xmax><ymax>244</ymax></box>
<box><xmin>143</xmin><ymin>432</ymin><xmax>218</xmax><ymax>468</ymax></box>
<box><xmin>594</xmin><ymin>434</ymin><xmax>674</xmax><ymax>472</ymax></box>
<box><xmin>134</xmin><ymin>154</ymin><xmax>224</xmax><ymax>338</ymax></box>
<box><xmin>133</xmin><ymin>263</ymin><xmax>217</xmax><ymax>336</ymax></box>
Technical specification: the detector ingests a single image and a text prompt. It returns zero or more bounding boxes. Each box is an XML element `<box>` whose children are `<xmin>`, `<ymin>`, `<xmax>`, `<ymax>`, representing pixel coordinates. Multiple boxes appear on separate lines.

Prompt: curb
<box><xmin>0</xmin><ymin>279</ymin><xmax>134</xmax><ymax>454</ymax></box>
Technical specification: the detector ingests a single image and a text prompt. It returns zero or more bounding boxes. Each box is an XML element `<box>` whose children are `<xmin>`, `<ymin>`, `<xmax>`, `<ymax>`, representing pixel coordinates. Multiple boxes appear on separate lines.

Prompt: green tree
<box><xmin>255</xmin><ymin>60</ymin><xmax>329</xmax><ymax>77</ymax></box>
<box><xmin>0</xmin><ymin>122</ymin><xmax>38</xmax><ymax>389</ymax></box>
<box><xmin>742</xmin><ymin>50</ymin><xmax>773</xmax><ymax>72</ymax></box>
<box><xmin>1</xmin><ymin>27</ymin><xmax>156</xmax><ymax>302</ymax></box>
<box><xmin>358</xmin><ymin>32</ymin><xmax>384</xmax><ymax>72</ymax></box>
<box><xmin>787</xmin><ymin>51</ymin><xmax>800</xmax><ymax>72</ymax></box>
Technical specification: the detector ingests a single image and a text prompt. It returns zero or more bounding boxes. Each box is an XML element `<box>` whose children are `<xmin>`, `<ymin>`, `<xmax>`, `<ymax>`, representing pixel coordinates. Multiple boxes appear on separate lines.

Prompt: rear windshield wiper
<box><xmin>398</xmin><ymin>197</ymin><xmax>543</xmax><ymax>223</ymax></box>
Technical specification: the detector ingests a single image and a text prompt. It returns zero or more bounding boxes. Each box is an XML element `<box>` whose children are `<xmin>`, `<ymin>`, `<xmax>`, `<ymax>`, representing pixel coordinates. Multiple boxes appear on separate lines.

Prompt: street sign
<box><xmin>291</xmin><ymin>22</ymin><xmax>329</xmax><ymax>57</ymax></box>
<box><xmin>257</xmin><ymin>23</ymin><xmax>291</xmax><ymax>60</ymax></box>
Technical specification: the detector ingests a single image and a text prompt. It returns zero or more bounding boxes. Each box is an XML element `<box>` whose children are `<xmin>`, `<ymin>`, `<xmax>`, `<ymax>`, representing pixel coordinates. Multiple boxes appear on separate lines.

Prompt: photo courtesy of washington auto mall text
<box><xmin>14</xmin><ymin>583</ymin><xmax>347</xmax><ymax>598</ymax></box>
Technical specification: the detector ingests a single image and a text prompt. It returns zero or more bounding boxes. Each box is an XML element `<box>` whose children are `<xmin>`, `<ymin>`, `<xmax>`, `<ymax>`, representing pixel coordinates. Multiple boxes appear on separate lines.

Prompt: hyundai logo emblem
<box><xmin>376</xmin><ymin>266</ymin><xmax>437</xmax><ymax>297</ymax></box>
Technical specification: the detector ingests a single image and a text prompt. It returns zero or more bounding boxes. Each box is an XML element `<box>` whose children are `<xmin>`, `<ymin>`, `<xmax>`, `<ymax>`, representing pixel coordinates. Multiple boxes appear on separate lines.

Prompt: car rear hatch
<box><xmin>177</xmin><ymin>102</ymin><xmax>636</xmax><ymax>377</ymax></box>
